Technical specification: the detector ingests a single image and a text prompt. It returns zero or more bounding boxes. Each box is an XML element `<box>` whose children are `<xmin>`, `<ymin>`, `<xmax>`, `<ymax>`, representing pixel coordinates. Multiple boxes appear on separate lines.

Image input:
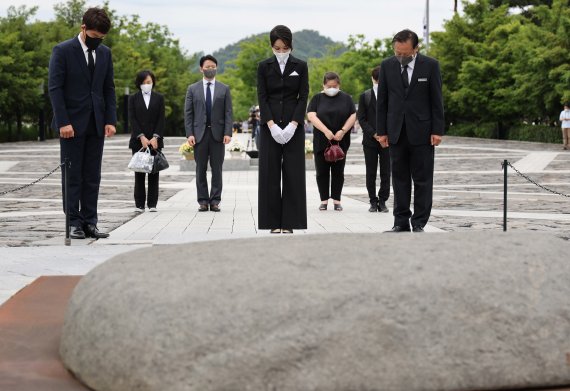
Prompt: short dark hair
<box><xmin>270</xmin><ymin>25</ymin><xmax>293</xmax><ymax>49</ymax></box>
<box><xmin>392</xmin><ymin>29</ymin><xmax>419</xmax><ymax>49</ymax></box>
<box><xmin>135</xmin><ymin>70</ymin><xmax>156</xmax><ymax>89</ymax></box>
<box><xmin>323</xmin><ymin>71</ymin><xmax>340</xmax><ymax>85</ymax></box>
<box><xmin>82</xmin><ymin>7</ymin><xmax>111</xmax><ymax>34</ymax></box>
<box><xmin>565</xmin><ymin>102</ymin><xmax>570</xmax><ymax>107</ymax></box>
<box><xmin>199</xmin><ymin>55</ymin><xmax>218</xmax><ymax>67</ymax></box>
<box><xmin>371</xmin><ymin>65</ymin><xmax>381</xmax><ymax>81</ymax></box>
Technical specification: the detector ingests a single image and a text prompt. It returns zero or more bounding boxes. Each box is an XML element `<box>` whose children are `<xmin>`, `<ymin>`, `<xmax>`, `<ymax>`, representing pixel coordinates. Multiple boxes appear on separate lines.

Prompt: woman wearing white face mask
<box><xmin>256</xmin><ymin>25</ymin><xmax>309</xmax><ymax>234</ymax></box>
<box><xmin>128</xmin><ymin>70</ymin><xmax>165</xmax><ymax>213</ymax></box>
<box><xmin>307</xmin><ymin>72</ymin><xmax>356</xmax><ymax>211</ymax></box>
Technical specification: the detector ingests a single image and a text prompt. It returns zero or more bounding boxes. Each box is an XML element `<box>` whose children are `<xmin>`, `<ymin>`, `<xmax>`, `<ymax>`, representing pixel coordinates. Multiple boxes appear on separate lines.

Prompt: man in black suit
<box><xmin>357</xmin><ymin>65</ymin><xmax>390</xmax><ymax>213</ymax></box>
<box><xmin>376</xmin><ymin>29</ymin><xmax>444</xmax><ymax>233</ymax></box>
<box><xmin>48</xmin><ymin>7</ymin><xmax>117</xmax><ymax>239</ymax></box>
<box><xmin>184</xmin><ymin>55</ymin><xmax>233</xmax><ymax>212</ymax></box>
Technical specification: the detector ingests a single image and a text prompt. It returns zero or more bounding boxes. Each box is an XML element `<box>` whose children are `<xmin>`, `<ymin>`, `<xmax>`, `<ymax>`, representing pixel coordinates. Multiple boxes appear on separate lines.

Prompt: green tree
<box><xmin>308</xmin><ymin>35</ymin><xmax>393</xmax><ymax>102</ymax></box>
<box><xmin>53</xmin><ymin>0</ymin><xmax>86</xmax><ymax>27</ymax></box>
<box><xmin>0</xmin><ymin>6</ymin><xmax>44</xmax><ymax>141</ymax></box>
<box><xmin>431</xmin><ymin>0</ymin><xmax>570</xmax><ymax>136</ymax></box>
<box><xmin>220</xmin><ymin>37</ymin><xmax>271</xmax><ymax>120</ymax></box>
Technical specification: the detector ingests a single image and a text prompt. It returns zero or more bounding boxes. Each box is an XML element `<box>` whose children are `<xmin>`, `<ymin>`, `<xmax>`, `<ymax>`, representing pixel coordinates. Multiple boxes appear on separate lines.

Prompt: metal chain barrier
<box><xmin>503</xmin><ymin>161</ymin><xmax>570</xmax><ymax>198</ymax></box>
<box><xmin>0</xmin><ymin>163</ymin><xmax>65</xmax><ymax>196</ymax></box>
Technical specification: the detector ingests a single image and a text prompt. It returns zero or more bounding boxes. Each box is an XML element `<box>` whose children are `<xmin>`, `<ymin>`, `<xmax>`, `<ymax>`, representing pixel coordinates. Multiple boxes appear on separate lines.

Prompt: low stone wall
<box><xmin>179</xmin><ymin>156</ymin><xmax>250</xmax><ymax>171</ymax></box>
<box><xmin>179</xmin><ymin>156</ymin><xmax>315</xmax><ymax>171</ymax></box>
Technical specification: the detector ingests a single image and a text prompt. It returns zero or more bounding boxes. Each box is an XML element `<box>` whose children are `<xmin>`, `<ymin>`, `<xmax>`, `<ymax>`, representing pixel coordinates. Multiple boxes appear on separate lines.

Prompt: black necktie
<box><xmin>206</xmin><ymin>82</ymin><xmax>212</xmax><ymax>125</ymax></box>
<box><xmin>401</xmin><ymin>64</ymin><xmax>409</xmax><ymax>90</ymax></box>
<box><xmin>87</xmin><ymin>49</ymin><xmax>95</xmax><ymax>76</ymax></box>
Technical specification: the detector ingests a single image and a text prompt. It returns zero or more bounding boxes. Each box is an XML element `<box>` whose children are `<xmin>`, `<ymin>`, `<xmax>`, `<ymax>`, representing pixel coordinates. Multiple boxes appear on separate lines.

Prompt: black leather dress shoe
<box><xmin>84</xmin><ymin>224</ymin><xmax>109</xmax><ymax>239</ymax></box>
<box><xmin>377</xmin><ymin>200</ymin><xmax>389</xmax><ymax>213</ymax></box>
<box><xmin>198</xmin><ymin>204</ymin><xmax>209</xmax><ymax>212</ymax></box>
<box><xmin>210</xmin><ymin>204</ymin><xmax>220</xmax><ymax>212</ymax></box>
<box><xmin>368</xmin><ymin>203</ymin><xmax>378</xmax><ymax>212</ymax></box>
<box><xmin>69</xmin><ymin>225</ymin><xmax>86</xmax><ymax>239</ymax></box>
<box><xmin>412</xmin><ymin>226</ymin><xmax>424</xmax><ymax>233</ymax></box>
<box><xmin>386</xmin><ymin>225</ymin><xmax>411</xmax><ymax>233</ymax></box>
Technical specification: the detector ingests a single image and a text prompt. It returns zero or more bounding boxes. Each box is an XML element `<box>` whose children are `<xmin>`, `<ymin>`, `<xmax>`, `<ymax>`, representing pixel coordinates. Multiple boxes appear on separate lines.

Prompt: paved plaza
<box><xmin>1</xmin><ymin>133</ymin><xmax>569</xmax><ymax>304</ymax></box>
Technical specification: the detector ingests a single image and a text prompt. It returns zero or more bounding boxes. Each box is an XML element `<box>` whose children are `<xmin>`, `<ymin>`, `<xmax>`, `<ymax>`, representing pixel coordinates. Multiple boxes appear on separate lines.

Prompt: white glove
<box><xmin>269</xmin><ymin>124</ymin><xmax>286</xmax><ymax>144</ymax></box>
<box><xmin>282</xmin><ymin>122</ymin><xmax>297</xmax><ymax>143</ymax></box>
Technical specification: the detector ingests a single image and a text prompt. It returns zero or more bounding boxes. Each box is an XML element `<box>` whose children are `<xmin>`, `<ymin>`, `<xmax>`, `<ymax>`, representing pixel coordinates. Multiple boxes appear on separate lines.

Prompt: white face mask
<box><xmin>323</xmin><ymin>87</ymin><xmax>340</xmax><ymax>97</ymax></box>
<box><xmin>140</xmin><ymin>83</ymin><xmax>153</xmax><ymax>94</ymax></box>
<box><xmin>273</xmin><ymin>50</ymin><xmax>291</xmax><ymax>63</ymax></box>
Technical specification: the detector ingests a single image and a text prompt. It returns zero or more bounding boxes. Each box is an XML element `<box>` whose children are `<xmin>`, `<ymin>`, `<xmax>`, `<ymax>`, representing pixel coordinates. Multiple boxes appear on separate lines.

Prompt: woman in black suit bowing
<box><xmin>128</xmin><ymin>70</ymin><xmax>165</xmax><ymax>213</ymax></box>
<box><xmin>257</xmin><ymin>25</ymin><xmax>309</xmax><ymax>234</ymax></box>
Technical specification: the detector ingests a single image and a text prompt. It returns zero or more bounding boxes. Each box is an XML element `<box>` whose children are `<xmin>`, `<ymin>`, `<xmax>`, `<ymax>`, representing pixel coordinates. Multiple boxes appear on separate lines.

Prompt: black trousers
<box><xmin>132</xmin><ymin>149</ymin><xmax>159</xmax><ymax>209</ymax></box>
<box><xmin>363</xmin><ymin>144</ymin><xmax>391</xmax><ymax>203</ymax></box>
<box><xmin>194</xmin><ymin>127</ymin><xmax>225</xmax><ymax>205</ymax></box>
<box><xmin>314</xmin><ymin>152</ymin><xmax>346</xmax><ymax>201</ymax></box>
<box><xmin>60</xmin><ymin>115</ymin><xmax>104</xmax><ymax>227</ymax></box>
<box><xmin>389</xmin><ymin>124</ymin><xmax>434</xmax><ymax>228</ymax></box>
<box><xmin>258</xmin><ymin>122</ymin><xmax>307</xmax><ymax>229</ymax></box>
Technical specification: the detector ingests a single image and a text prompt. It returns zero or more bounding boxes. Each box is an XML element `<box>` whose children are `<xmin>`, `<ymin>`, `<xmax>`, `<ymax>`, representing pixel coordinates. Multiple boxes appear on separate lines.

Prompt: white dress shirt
<box><xmin>142</xmin><ymin>91</ymin><xmax>151</xmax><ymax>109</ymax></box>
<box><xmin>203</xmin><ymin>78</ymin><xmax>215</xmax><ymax>107</ymax></box>
<box><xmin>77</xmin><ymin>33</ymin><xmax>96</xmax><ymax>65</ymax></box>
<box><xmin>560</xmin><ymin>109</ymin><xmax>570</xmax><ymax>128</ymax></box>
<box><xmin>279</xmin><ymin>56</ymin><xmax>289</xmax><ymax>74</ymax></box>
<box><xmin>400</xmin><ymin>54</ymin><xmax>417</xmax><ymax>84</ymax></box>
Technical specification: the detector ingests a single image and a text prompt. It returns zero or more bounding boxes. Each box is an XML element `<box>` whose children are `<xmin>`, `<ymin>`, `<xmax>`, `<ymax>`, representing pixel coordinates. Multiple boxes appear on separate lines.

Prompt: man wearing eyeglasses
<box><xmin>48</xmin><ymin>7</ymin><xmax>117</xmax><ymax>239</ymax></box>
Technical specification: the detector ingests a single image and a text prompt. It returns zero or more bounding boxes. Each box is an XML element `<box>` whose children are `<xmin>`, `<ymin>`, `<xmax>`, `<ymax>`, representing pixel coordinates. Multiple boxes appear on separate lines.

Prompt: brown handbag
<box><xmin>324</xmin><ymin>140</ymin><xmax>345</xmax><ymax>163</ymax></box>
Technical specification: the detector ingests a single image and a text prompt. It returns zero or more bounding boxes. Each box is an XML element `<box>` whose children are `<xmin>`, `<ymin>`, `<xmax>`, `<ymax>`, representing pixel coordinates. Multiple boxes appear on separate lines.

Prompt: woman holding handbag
<box><xmin>307</xmin><ymin>72</ymin><xmax>356</xmax><ymax>211</ymax></box>
<box><xmin>128</xmin><ymin>70</ymin><xmax>165</xmax><ymax>213</ymax></box>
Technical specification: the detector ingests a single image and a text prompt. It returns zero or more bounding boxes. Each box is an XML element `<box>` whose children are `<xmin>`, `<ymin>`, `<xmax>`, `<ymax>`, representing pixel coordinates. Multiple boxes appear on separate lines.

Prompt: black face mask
<box><xmin>84</xmin><ymin>33</ymin><xmax>103</xmax><ymax>51</ymax></box>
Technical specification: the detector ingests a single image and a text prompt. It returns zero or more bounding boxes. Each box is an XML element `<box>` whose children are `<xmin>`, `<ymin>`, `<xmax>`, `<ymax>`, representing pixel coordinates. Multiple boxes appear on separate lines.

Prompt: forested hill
<box><xmin>211</xmin><ymin>29</ymin><xmax>346</xmax><ymax>73</ymax></box>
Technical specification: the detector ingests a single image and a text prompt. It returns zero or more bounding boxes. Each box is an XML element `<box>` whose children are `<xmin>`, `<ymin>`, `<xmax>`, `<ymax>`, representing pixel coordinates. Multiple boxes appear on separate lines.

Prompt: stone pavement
<box><xmin>1</xmin><ymin>133</ymin><xmax>570</xmax><ymax>304</ymax></box>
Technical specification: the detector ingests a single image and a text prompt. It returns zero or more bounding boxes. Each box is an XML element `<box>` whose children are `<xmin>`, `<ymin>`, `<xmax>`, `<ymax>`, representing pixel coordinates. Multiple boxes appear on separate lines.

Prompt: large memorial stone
<box><xmin>60</xmin><ymin>232</ymin><xmax>570</xmax><ymax>391</ymax></box>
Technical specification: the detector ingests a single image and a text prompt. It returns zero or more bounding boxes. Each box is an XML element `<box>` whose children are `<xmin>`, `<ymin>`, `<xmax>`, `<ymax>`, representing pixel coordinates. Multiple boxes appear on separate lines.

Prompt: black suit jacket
<box><xmin>128</xmin><ymin>91</ymin><xmax>165</xmax><ymax>150</ymax></box>
<box><xmin>257</xmin><ymin>54</ymin><xmax>309</xmax><ymax>126</ymax></box>
<box><xmin>376</xmin><ymin>53</ymin><xmax>444</xmax><ymax>145</ymax></box>
<box><xmin>357</xmin><ymin>88</ymin><xmax>380</xmax><ymax>148</ymax></box>
<box><xmin>48</xmin><ymin>36</ymin><xmax>117</xmax><ymax>136</ymax></box>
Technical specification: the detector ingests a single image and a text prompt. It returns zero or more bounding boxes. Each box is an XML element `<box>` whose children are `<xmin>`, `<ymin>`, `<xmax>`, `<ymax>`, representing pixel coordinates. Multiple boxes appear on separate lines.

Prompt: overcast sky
<box><xmin>1</xmin><ymin>0</ymin><xmax>465</xmax><ymax>54</ymax></box>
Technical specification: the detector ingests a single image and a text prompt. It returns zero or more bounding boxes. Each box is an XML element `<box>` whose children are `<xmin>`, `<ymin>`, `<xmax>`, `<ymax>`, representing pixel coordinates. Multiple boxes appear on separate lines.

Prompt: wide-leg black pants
<box><xmin>258</xmin><ymin>123</ymin><xmax>307</xmax><ymax>230</ymax></box>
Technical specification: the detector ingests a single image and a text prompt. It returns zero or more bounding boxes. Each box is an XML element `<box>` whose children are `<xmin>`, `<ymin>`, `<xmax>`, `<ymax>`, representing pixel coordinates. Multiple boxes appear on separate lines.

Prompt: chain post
<box><xmin>503</xmin><ymin>159</ymin><xmax>508</xmax><ymax>232</ymax></box>
<box><xmin>501</xmin><ymin>160</ymin><xmax>570</xmax><ymax>232</ymax></box>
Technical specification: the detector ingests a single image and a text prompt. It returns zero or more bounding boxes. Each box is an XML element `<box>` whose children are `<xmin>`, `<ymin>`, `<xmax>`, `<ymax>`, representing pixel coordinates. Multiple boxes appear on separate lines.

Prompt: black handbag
<box><xmin>151</xmin><ymin>150</ymin><xmax>169</xmax><ymax>173</ymax></box>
